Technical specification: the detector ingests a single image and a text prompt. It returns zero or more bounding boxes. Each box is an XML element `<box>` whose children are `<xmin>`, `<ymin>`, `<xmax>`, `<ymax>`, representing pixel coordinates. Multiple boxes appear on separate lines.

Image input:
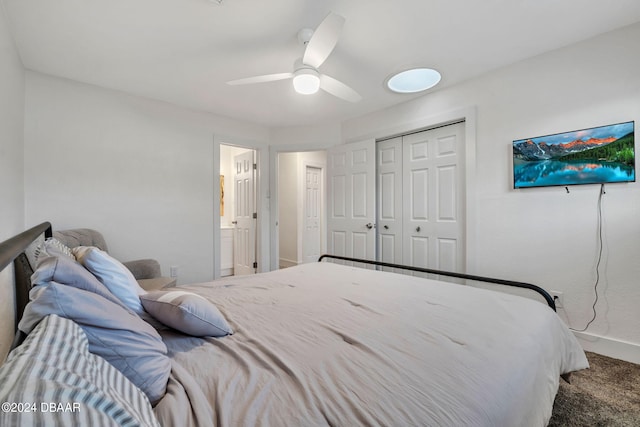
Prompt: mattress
<box><xmin>155</xmin><ymin>262</ymin><xmax>588</xmax><ymax>427</ymax></box>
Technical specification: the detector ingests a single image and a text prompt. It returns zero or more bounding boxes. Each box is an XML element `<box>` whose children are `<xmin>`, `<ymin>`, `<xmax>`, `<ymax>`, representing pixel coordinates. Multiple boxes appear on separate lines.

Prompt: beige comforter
<box><xmin>154</xmin><ymin>262</ymin><xmax>588</xmax><ymax>427</ymax></box>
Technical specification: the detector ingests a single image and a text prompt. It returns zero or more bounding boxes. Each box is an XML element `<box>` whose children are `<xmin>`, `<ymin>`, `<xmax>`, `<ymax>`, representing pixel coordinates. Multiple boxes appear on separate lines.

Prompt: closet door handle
<box><xmin>383</xmin><ymin>225</ymin><xmax>389</xmax><ymax>230</ymax></box>
<box><xmin>366</xmin><ymin>223</ymin><xmax>374</xmax><ymax>230</ymax></box>
<box><xmin>416</xmin><ymin>226</ymin><xmax>421</xmax><ymax>232</ymax></box>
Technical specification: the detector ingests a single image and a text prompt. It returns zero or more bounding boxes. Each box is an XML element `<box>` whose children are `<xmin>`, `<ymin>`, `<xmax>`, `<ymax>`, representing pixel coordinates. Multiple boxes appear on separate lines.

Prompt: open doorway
<box><xmin>277</xmin><ymin>151</ymin><xmax>327</xmax><ymax>269</ymax></box>
<box><xmin>220</xmin><ymin>144</ymin><xmax>257</xmax><ymax>277</ymax></box>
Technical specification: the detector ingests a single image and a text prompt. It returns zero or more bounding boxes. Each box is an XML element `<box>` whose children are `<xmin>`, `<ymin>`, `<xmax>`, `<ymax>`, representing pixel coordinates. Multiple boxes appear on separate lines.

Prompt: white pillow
<box><xmin>73</xmin><ymin>246</ymin><xmax>146</xmax><ymax>315</ymax></box>
<box><xmin>141</xmin><ymin>290</ymin><xmax>233</xmax><ymax>337</ymax></box>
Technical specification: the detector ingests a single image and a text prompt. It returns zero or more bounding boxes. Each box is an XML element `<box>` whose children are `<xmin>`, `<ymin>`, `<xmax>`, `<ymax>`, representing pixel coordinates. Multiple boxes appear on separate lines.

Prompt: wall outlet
<box><xmin>170</xmin><ymin>265</ymin><xmax>179</xmax><ymax>278</ymax></box>
<box><xmin>550</xmin><ymin>291</ymin><xmax>564</xmax><ymax>308</ymax></box>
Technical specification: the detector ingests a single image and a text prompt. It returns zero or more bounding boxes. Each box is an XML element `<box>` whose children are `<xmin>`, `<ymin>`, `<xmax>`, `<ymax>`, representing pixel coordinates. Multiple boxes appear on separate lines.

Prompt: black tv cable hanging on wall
<box><xmin>570</xmin><ymin>183</ymin><xmax>606</xmax><ymax>332</ymax></box>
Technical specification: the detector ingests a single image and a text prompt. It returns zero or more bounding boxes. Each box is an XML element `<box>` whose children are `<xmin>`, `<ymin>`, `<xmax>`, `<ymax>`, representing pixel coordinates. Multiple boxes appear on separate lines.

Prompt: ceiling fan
<box><xmin>226</xmin><ymin>12</ymin><xmax>361</xmax><ymax>103</ymax></box>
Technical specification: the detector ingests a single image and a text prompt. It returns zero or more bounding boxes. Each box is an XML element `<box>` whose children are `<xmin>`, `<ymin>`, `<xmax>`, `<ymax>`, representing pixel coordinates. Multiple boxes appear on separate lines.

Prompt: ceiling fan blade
<box><xmin>303</xmin><ymin>12</ymin><xmax>345</xmax><ymax>69</ymax></box>
<box><xmin>227</xmin><ymin>73</ymin><xmax>293</xmax><ymax>85</ymax></box>
<box><xmin>319</xmin><ymin>74</ymin><xmax>361</xmax><ymax>103</ymax></box>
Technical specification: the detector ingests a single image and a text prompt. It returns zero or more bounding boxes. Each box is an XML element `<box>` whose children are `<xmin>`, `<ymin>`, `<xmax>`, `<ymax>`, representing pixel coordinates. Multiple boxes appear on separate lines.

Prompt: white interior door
<box><xmin>302</xmin><ymin>166</ymin><xmax>322</xmax><ymax>263</ymax></box>
<box><xmin>402</xmin><ymin>122</ymin><xmax>465</xmax><ymax>272</ymax></box>
<box><xmin>377</xmin><ymin>137</ymin><xmax>403</xmax><ymax>272</ymax></box>
<box><xmin>233</xmin><ymin>150</ymin><xmax>256</xmax><ymax>275</ymax></box>
<box><xmin>327</xmin><ymin>139</ymin><xmax>376</xmax><ymax>263</ymax></box>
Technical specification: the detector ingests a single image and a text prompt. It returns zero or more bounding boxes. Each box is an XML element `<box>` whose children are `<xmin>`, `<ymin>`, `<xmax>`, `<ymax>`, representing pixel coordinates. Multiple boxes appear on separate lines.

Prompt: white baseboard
<box><xmin>573</xmin><ymin>331</ymin><xmax>640</xmax><ymax>365</ymax></box>
<box><xmin>279</xmin><ymin>258</ymin><xmax>298</xmax><ymax>269</ymax></box>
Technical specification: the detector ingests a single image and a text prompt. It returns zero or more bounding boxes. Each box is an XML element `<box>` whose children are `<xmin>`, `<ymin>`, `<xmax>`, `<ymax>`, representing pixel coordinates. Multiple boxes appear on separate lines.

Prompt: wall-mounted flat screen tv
<box><xmin>513</xmin><ymin>121</ymin><xmax>635</xmax><ymax>189</ymax></box>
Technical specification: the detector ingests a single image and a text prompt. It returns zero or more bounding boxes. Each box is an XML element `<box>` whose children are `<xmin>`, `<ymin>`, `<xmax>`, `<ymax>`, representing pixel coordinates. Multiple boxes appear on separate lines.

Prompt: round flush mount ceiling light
<box><xmin>385</xmin><ymin>68</ymin><xmax>441</xmax><ymax>94</ymax></box>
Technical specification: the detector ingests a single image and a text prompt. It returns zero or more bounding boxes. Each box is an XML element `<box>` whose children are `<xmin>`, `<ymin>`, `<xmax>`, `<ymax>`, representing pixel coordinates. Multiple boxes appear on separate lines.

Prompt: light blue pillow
<box><xmin>31</xmin><ymin>255</ymin><xmax>128</xmax><ymax>309</ymax></box>
<box><xmin>141</xmin><ymin>290</ymin><xmax>233</xmax><ymax>337</ymax></box>
<box><xmin>73</xmin><ymin>246</ymin><xmax>147</xmax><ymax>315</ymax></box>
<box><xmin>19</xmin><ymin>283</ymin><xmax>171</xmax><ymax>404</ymax></box>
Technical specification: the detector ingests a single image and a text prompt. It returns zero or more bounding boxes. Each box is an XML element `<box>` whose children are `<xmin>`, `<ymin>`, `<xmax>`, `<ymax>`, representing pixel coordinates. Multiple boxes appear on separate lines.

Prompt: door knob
<box><xmin>366</xmin><ymin>223</ymin><xmax>374</xmax><ymax>229</ymax></box>
<box><xmin>416</xmin><ymin>226</ymin><xmax>421</xmax><ymax>232</ymax></box>
<box><xmin>383</xmin><ymin>225</ymin><xmax>389</xmax><ymax>230</ymax></box>
<box><xmin>232</xmin><ymin>221</ymin><xmax>238</xmax><ymax>225</ymax></box>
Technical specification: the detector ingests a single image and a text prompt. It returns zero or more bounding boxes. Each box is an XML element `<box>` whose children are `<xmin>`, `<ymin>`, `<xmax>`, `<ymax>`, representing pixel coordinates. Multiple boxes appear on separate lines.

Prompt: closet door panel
<box><xmin>376</xmin><ymin>137</ymin><xmax>403</xmax><ymax>271</ymax></box>
<box><xmin>409</xmin><ymin>168</ymin><xmax>429</xmax><ymax>221</ymax></box>
<box><xmin>437</xmin><ymin>165</ymin><xmax>457</xmax><ymax>221</ymax></box>
<box><xmin>327</xmin><ymin>139</ymin><xmax>376</xmax><ymax>265</ymax></box>
<box><xmin>402</xmin><ymin>123</ymin><xmax>465</xmax><ymax>271</ymax></box>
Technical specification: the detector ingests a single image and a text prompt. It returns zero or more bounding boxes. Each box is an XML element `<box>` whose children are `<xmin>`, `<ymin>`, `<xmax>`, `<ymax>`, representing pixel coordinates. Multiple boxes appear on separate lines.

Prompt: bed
<box><xmin>0</xmin><ymin>222</ymin><xmax>588</xmax><ymax>426</ymax></box>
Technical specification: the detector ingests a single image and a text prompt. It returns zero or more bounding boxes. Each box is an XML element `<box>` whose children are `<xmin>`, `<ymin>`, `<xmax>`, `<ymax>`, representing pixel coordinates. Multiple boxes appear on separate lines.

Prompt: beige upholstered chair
<box><xmin>53</xmin><ymin>228</ymin><xmax>175</xmax><ymax>290</ymax></box>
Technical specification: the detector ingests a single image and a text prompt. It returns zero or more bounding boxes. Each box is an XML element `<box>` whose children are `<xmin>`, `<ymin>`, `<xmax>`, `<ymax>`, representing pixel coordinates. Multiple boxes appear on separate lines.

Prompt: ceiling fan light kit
<box><xmin>226</xmin><ymin>12</ymin><xmax>361</xmax><ymax>102</ymax></box>
<box><xmin>386</xmin><ymin>68</ymin><xmax>442</xmax><ymax>93</ymax></box>
<box><xmin>293</xmin><ymin>68</ymin><xmax>320</xmax><ymax>95</ymax></box>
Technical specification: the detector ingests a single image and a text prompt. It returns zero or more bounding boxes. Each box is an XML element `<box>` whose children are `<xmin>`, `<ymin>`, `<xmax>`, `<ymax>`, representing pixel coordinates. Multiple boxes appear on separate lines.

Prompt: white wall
<box><xmin>23</xmin><ymin>72</ymin><xmax>269</xmax><ymax>285</ymax></box>
<box><xmin>343</xmin><ymin>23</ymin><xmax>640</xmax><ymax>360</ymax></box>
<box><xmin>270</xmin><ymin>123</ymin><xmax>342</xmax><ymax>147</ymax></box>
<box><xmin>0</xmin><ymin>4</ymin><xmax>25</xmax><ymax>359</ymax></box>
<box><xmin>278</xmin><ymin>152</ymin><xmax>298</xmax><ymax>266</ymax></box>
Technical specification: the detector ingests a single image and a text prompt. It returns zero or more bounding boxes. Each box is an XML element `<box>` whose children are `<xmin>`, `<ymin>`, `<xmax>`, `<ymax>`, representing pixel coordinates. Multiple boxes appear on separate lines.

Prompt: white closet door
<box><xmin>402</xmin><ymin>122</ymin><xmax>465</xmax><ymax>272</ymax></box>
<box><xmin>377</xmin><ymin>137</ymin><xmax>403</xmax><ymax>272</ymax></box>
<box><xmin>327</xmin><ymin>139</ymin><xmax>376</xmax><ymax>263</ymax></box>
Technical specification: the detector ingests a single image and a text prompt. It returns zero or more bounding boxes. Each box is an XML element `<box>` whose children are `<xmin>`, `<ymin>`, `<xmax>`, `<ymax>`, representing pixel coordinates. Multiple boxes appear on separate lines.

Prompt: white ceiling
<box><xmin>4</xmin><ymin>0</ymin><xmax>640</xmax><ymax>128</ymax></box>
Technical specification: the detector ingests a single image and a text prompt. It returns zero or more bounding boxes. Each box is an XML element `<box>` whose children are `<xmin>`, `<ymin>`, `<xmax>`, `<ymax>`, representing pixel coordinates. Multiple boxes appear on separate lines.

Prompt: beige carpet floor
<box><xmin>548</xmin><ymin>351</ymin><xmax>640</xmax><ymax>426</ymax></box>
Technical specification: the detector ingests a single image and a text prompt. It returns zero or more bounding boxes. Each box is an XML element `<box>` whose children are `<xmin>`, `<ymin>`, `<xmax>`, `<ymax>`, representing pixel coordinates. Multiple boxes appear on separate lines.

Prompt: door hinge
<box><xmin>253</xmin><ymin>262</ymin><xmax>258</xmax><ymax>269</ymax></box>
<box><xmin>253</xmin><ymin>212</ymin><xmax>257</xmax><ymax>219</ymax></box>
<box><xmin>253</xmin><ymin>163</ymin><xmax>257</xmax><ymax>170</ymax></box>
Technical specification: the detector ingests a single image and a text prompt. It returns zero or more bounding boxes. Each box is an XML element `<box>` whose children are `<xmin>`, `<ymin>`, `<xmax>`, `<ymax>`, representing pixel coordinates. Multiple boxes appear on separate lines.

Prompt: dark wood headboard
<box><xmin>0</xmin><ymin>222</ymin><xmax>52</xmax><ymax>348</ymax></box>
